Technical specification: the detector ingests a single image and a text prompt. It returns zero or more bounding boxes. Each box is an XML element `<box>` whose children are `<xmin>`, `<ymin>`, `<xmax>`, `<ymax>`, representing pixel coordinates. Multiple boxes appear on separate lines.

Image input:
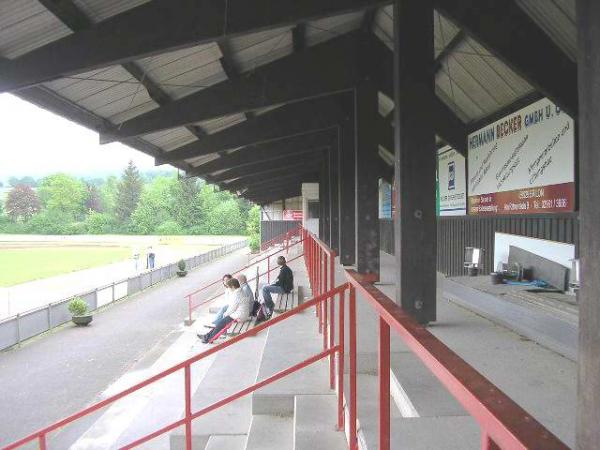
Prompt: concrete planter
<box><xmin>177</xmin><ymin>271</ymin><xmax>188</xmax><ymax>277</ymax></box>
<box><xmin>72</xmin><ymin>315</ymin><xmax>93</xmax><ymax>326</ymax></box>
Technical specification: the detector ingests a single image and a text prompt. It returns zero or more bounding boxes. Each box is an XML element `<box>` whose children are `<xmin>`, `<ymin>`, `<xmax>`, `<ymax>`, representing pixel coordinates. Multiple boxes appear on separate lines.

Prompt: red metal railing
<box><xmin>3</xmin><ymin>282</ymin><xmax>350</xmax><ymax>450</ymax></box>
<box><xmin>184</xmin><ymin>235</ymin><xmax>304</xmax><ymax>323</ymax></box>
<box><xmin>260</xmin><ymin>225</ymin><xmax>301</xmax><ymax>251</ymax></box>
<box><xmin>301</xmin><ymin>229</ymin><xmax>569</xmax><ymax>450</ymax></box>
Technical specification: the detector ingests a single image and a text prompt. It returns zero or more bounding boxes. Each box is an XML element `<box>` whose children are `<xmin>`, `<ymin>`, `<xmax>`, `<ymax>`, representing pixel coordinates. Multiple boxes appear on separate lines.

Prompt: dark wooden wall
<box><xmin>261</xmin><ymin>220</ymin><xmax>302</xmax><ymax>244</ymax></box>
<box><xmin>380</xmin><ymin>214</ymin><xmax>579</xmax><ymax>277</ymax></box>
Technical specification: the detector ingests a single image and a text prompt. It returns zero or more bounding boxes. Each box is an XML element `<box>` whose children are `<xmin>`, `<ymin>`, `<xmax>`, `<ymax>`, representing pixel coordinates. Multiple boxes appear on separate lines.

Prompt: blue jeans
<box><xmin>204</xmin><ymin>316</ymin><xmax>233</xmax><ymax>342</ymax></box>
<box><xmin>213</xmin><ymin>305</ymin><xmax>228</xmax><ymax>324</ymax></box>
<box><xmin>262</xmin><ymin>285</ymin><xmax>285</xmax><ymax>311</ymax></box>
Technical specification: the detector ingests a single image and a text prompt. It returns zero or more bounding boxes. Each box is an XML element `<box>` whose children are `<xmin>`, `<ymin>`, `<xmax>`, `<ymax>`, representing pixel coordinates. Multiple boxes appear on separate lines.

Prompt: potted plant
<box><xmin>68</xmin><ymin>297</ymin><xmax>93</xmax><ymax>326</ymax></box>
<box><xmin>177</xmin><ymin>259</ymin><xmax>188</xmax><ymax>277</ymax></box>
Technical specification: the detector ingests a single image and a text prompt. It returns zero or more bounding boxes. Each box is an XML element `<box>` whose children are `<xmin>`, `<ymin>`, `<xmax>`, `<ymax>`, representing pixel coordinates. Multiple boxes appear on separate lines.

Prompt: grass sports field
<box><xmin>0</xmin><ymin>246</ymin><xmax>130</xmax><ymax>287</ymax></box>
<box><xmin>0</xmin><ymin>235</ymin><xmax>243</xmax><ymax>287</ymax></box>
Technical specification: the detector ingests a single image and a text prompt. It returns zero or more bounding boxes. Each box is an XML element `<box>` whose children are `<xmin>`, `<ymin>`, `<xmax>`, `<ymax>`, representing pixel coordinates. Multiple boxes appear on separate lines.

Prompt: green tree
<box><xmin>5</xmin><ymin>185</ymin><xmax>41</xmax><ymax>221</ymax></box>
<box><xmin>85</xmin><ymin>211</ymin><xmax>115</xmax><ymax>234</ymax></box>
<box><xmin>130</xmin><ymin>176</ymin><xmax>177</xmax><ymax>234</ymax></box>
<box><xmin>25</xmin><ymin>210</ymin><xmax>69</xmax><ymax>234</ymax></box>
<box><xmin>115</xmin><ymin>161</ymin><xmax>143</xmax><ymax>223</ymax></box>
<box><xmin>100</xmin><ymin>175</ymin><xmax>118</xmax><ymax>213</ymax></box>
<box><xmin>246</xmin><ymin>205</ymin><xmax>261</xmax><ymax>252</ymax></box>
<box><xmin>202</xmin><ymin>198</ymin><xmax>245</xmax><ymax>235</ymax></box>
<box><xmin>38</xmin><ymin>173</ymin><xmax>87</xmax><ymax>219</ymax></box>
<box><xmin>85</xmin><ymin>184</ymin><xmax>103</xmax><ymax>213</ymax></box>
<box><xmin>170</xmin><ymin>177</ymin><xmax>203</xmax><ymax>229</ymax></box>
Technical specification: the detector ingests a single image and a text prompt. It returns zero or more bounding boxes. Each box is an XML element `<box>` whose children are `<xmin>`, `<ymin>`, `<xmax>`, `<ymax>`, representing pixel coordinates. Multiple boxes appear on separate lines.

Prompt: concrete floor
<box><xmin>0</xmin><ymin>249</ymin><xmax>250</xmax><ymax>448</ymax></box>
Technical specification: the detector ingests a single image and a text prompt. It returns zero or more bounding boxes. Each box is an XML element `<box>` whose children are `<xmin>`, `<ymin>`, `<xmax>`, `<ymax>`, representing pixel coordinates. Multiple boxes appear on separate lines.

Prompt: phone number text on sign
<box><xmin>469</xmin><ymin>182</ymin><xmax>574</xmax><ymax>215</ymax></box>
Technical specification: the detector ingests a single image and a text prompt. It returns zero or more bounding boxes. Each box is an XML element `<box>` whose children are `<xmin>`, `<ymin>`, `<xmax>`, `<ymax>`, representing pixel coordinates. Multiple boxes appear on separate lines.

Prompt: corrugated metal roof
<box><xmin>373</xmin><ymin>6</ymin><xmax>393</xmax><ymax>50</ymax></box>
<box><xmin>187</xmin><ymin>153</ymin><xmax>221</xmax><ymax>166</ymax></box>
<box><xmin>373</xmin><ymin>7</ymin><xmax>461</xmax><ymax>57</ymax></box>
<box><xmin>433</xmin><ymin>11</ymin><xmax>461</xmax><ymax>58</ymax></box>
<box><xmin>0</xmin><ymin>0</ymin><xmax>72</xmax><ymax>58</ymax></box>
<box><xmin>72</xmin><ymin>0</ymin><xmax>150</xmax><ymax>23</ymax></box>
<box><xmin>194</xmin><ymin>113</ymin><xmax>247</xmax><ymax>135</ymax></box>
<box><xmin>378</xmin><ymin>92</ymin><xmax>394</xmax><ymax>117</ymax></box>
<box><xmin>135</xmin><ymin>43</ymin><xmax>226</xmax><ymax>100</ymax></box>
<box><xmin>517</xmin><ymin>0</ymin><xmax>576</xmax><ymax>61</ymax></box>
<box><xmin>228</xmin><ymin>26</ymin><xmax>294</xmax><ymax>73</ymax></box>
<box><xmin>305</xmin><ymin>12</ymin><xmax>364</xmax><ymax>47</ymax></box>
<box><xmin>42</xmin><ymin>65</ymin><xmax>158</xmax><ymax>123</ymax></box>
<box><xmin>435</xmin><ymin>36</ymin><xmax>534</xmax><ymax>122</ymax></box>
<box><xmin>143</xmin><ymin>127</ymin><xmax>197</xmax><ymax>152</ymax></box>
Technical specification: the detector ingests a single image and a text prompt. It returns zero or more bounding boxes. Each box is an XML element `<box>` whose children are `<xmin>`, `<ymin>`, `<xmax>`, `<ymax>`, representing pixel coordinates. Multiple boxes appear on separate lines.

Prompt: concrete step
<box><xmin>342</xmin><ymin>373</ymin><xmax>402</xmax><ymax>449</ymax></box>
<box><xmin>252</xmin><ymin>308</ymin><xmax>332</xmax><ymax>416</ymax></box>
<box><xmin>71</xmin><ymin>327</ymin><xmax>217</xmax><ymax>450</ymax></box>
<box><xmin>293</xmin><ymin>395</ymin><xmax>346</xmax><ymax>450</ymax></box>
<box><xmin>170</xmin><ymin>330</ymin><xmax>267</xmax><ymax>450</ymax></box>
<box><xmin>389</xmin><ymin>416</ymin><xmax>479</xmax><ymax>449</ymax></box>
<box><xmin>390</xmin><ymin>353</ymin><xmax>466</xmax><ymax>417</ymax></box>
<box><xmin>244</xmin><ymin>415</ymin><xmax>293</xmax><ymax>450</ymax></box>
<box><xmin>205</xmin><ymin>434</ymin><xmax>247</xmax><ymax>450</ymax></box>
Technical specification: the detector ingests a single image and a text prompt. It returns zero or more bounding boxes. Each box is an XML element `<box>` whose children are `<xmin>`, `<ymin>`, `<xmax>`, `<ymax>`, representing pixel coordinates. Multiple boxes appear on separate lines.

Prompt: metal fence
<box><xmin>0</xmin><ymin>239</ymin><xmax>247</xmax><ymax>351</ymax></box>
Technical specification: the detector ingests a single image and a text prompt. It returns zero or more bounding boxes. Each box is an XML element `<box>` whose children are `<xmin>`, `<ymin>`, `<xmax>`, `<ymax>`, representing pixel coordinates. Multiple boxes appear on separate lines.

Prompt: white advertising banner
<box><xmin>468</xmin><ymin>98</ymin><xmax>575</xmax><ymax>215</ymax></box>
<box><xmin>438</xmin><ymin>146</ymin><xmax>466</xmax><ymax>216</ymax></box>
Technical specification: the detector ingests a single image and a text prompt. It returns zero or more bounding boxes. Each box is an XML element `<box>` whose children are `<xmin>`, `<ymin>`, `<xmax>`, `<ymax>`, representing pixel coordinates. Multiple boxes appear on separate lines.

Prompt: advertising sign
<box><xmin>438</xmin><ymin>146</ymin><xmax>467</xmax><ymax>216</ymax></box>
<box><xmin>468</xmin><ymin>98</ymin><xmax>574</xmax><ymax>215</ymax></box>
<box><xmin>379</xmin><ymin>180</ymin><xmax>392</xmax><ymax>219</ymax></box>
<box><xmin>282</xmin><ymin>209</ymin><xmax>303</xmax><ymax>220</ymax></box>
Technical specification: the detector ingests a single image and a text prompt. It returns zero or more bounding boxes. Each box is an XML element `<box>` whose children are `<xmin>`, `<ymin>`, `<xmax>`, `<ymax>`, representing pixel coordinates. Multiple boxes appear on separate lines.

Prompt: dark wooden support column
<box><xmin>393</xmin><ymin>0</ymin><xmax>436</xmax><ymax>324</ymax></box>
<box><xmin>318</xmin><ymin>169</ymin><xmax>325</xmax><ymax>240</ymax></box>
<box><xmin>339</xmin><ymin>104</ymin><xmax>356</xmax><ymax>266</ymax></box>
<box><xmin>577</xmin><ymin>0</ymin><xmax>600</xmax><ymax>446</ymax></box>
<box><xmin>329</xmin><ymin>142</ymin><xmax>341</xmax><ymax>254</ymax></box>
<box><xmin>354</xmin><ymin>80</ymin><xmax>380</xmax><ymax>277</ymax></box>
<box><xmin>321</xmin><ymin>164</ymin><xmax>331</xmax><ymax>245</ymax></box>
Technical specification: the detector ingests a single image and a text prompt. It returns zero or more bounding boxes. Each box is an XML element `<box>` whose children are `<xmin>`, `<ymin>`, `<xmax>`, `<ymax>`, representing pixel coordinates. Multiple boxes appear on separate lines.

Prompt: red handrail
<box><xmin>301</xmin><ymin>228</ymin><xmax>569</xmax><ymax>450</ymax></box>
<box><xmin>3</xmin><ymin>283</ymin><xmax>349</xmax><ymax>450</ymax></box>
<box><xmin>260</xmin><ymin>225</ymin><xmax>301</xmax><ymax>251</ymax></box>
<box><xmin>184</xmin><ymin>237</ymin><xmax>304</xmax><ymax>323</ymax></box>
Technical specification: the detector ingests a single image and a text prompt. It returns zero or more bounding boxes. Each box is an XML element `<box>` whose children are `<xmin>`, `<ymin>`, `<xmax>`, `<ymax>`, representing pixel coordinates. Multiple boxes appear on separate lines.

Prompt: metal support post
<box><xmin>379</xmin><ymin>317</ymin><xmax>390</xmax><ymax>450</ymax></box>
<box><xmin>349</xmin><ymin>286</ymin><xmax>358</xmax><ymax>450</ymax></box>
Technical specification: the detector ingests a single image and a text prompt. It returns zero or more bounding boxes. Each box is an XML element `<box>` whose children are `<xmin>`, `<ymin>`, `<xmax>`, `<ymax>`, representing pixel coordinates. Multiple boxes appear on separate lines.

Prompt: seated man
<box><xmin>205</xmin><ymin>274</ymin><xmax>233</xmax><ymax>328</ymax></box>
<box><xmin>237</xmin><ymin>274</ymin><xmax>254</xmax><ymax>302</ymax></box>
<box><xmin>261</xmin><ymin>256</ymin><xmax>294</xmax><ymax>316</ymax></box>
<box><xmin>198</xmin><ymin>278</ymin><xmax>252</xmax><ymax>344</ymax></box>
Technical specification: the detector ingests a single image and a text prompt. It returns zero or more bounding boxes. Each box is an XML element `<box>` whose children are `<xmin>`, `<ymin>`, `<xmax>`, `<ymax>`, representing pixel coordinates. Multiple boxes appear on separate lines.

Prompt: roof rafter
<box><xmin>210</xmin><ymin>150</ymin><xmax>326</xmax><ymax>183</ymax></box>
<box><xmin>101</xmin><ymin>31</ymin><xmax>365</xmax><ymax>142</ymax></box>
<box><xmin>157</xmin><ymin>94</ymin><xmax>348</xmax><ymax>163</ymax></box>
<box><xmin>0</xmin><ymin>0</ymin><xmax>391</xmax><ymax>92</ymax></box>
<box><xmin>433</xmin><ymin>0</ymin><xmax>577</xmax><ymax>116</ymax></box>
<box><xmin>228</xmin><ymin>171</ymin><xmax>320</xmax><ymax>193</ymax></box>
<box><xmin>37</xmin><ymin>0</ymin><xmax>207</xmax><ymax>145</ymax></box>
<box><xmin>225</xmin><ymin>163</ymin><xmax>323</xmax><ymax>192</ymax></box>
<box><xmin>187</xmin><ymin>129</ymin><xmax>336</xmax><ymax>176</ymax></box>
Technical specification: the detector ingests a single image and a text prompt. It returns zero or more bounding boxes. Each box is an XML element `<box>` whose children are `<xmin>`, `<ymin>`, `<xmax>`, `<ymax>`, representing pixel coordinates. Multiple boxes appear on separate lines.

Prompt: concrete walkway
<box><xmin>0</xmin><ymin>249</ymin><xmax>250</xmax><ymax>448</ymax></box>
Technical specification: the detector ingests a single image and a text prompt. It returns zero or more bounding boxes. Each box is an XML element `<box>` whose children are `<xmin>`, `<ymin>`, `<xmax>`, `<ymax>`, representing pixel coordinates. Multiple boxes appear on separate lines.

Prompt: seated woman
<box><xmin>204</xmin><ymin>274</ymin><xmax>233</xmax><ymax>328</ymax></box>
<box><xmin>198</xmin><ymin>278</ymin><xmax>252</xmax><ymax>344</ymax></box>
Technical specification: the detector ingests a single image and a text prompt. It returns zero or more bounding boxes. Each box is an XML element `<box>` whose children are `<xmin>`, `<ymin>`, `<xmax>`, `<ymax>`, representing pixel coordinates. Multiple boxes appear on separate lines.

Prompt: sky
<box><xmin>0</xmin><ymin>94</ymin><xmax>162</xmax><ymax>181</ymax></box>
